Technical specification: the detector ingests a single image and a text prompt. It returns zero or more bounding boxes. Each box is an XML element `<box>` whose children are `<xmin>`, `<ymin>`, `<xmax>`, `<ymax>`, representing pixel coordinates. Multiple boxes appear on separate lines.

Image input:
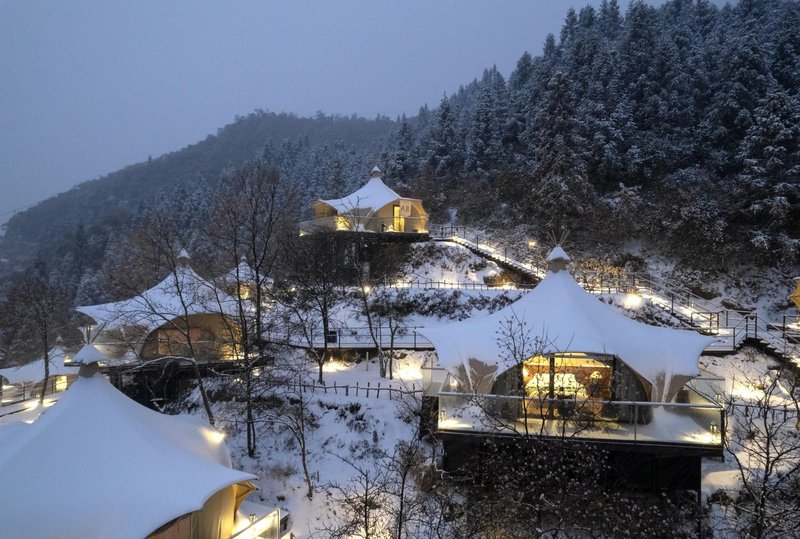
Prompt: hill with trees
<box><xmin>1</xmin><ymin>0</ymin><xmax>799</xmax><ymax>308</ymax></box>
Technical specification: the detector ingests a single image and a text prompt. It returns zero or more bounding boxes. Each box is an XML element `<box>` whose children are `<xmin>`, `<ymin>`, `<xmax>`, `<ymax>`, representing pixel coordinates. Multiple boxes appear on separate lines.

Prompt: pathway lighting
<box><xmin>623</xmin><ymin>291</ymin><xmax>643</xmax><ymax>309</ymax></box>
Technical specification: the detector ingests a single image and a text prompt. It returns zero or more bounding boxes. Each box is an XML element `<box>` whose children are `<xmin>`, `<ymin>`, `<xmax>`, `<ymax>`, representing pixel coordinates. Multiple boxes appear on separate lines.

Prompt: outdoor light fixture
<box><xmin>710</xmin><ymin>421</ymin><xmax>719</xmax><ymax>435</ymax></box>
<box><xmin>249</xmin><ymin>513</ymin><xmax>256</xmax><ymax>523</ymax></box>
<box><xmin>623</xmin><ymin>291</ymin><xmax>643</xmax><ymax>309</ymax></box>
<box><xmin>527</xmin><ymin>239</ymin><xmax>537</xmax><ymax>248</ymax></box>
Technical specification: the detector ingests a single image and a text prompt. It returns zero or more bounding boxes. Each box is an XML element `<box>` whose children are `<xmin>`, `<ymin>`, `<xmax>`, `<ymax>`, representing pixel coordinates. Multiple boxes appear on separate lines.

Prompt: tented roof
<box><xmin>419</xmin><ymin>261</ymin><xmax>714</xmax><ymax>389</ymax></box>
<box><xmin>316</xmin><ymin>173</ymin><xmax>421</xmax><ymax>216</ymax></box>
<box><xmin>76</xmin><ymin>265</ymin><xmax>238</xmax><ymax>332</ymax></box>
<box><xmin>0</xmin><ymin>373</ymin><xmax>255</xmax><ymax>539</ymax></box>
<box><xmin>219</xmin><ymin>257</ymin><xmax>273</xmax><ymax>289</ymax></box>
<box><xmin>72</xmin><ymin>343</ymin><xmax>109</xmax><ymax>365</ymax></box>
<box><xmin>0</xmin><ymin>346</ymin><xmax>78</xmax><ymax>385</ymax></box>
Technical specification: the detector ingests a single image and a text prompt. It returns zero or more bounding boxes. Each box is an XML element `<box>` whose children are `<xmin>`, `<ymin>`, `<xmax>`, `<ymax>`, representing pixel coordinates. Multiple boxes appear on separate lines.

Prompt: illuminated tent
<box><xmin>75</xmin><ymin>251</ymin><xmax>241</xmax><ymax>363</ymax></box>
<box><xmin>0</xmin><ymin>345</ymin><xmax>77</xmax><ymax>385</ymax></box>
<box><xmin>76</xmin><ymin>251</ymin><xmax>238</xmax><ymax>333</ymax></box>
<box><xmin>0</xmin><ymin>346</ymin><xmax>256</xmax><ymax>539</ymax></box>
<box><xmin>303</xmin><ymin>166</ymin><xmax>429</xmax><ymax>233</ymax></box>
<box><xmin>420</xmin><ymin>246</ymin><xmax>714</xmax><ymax>402</ymax></box>
<box><xmin>789</xmin><ymin>277</ymin><xmax>800</xmax><ymax>311</ymax></box>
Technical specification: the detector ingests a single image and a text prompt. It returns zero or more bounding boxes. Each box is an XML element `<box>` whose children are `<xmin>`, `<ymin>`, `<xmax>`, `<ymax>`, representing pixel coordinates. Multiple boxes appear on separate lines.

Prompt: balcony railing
<box><xmin>436</xmin><ymin>392</ymin><xmax>724</xmax><ymax>448</ymax></box>
<box><xmin>299</xmin><ymin>215</ymin><xmax>428</xmax><ymax>234</ymax></box>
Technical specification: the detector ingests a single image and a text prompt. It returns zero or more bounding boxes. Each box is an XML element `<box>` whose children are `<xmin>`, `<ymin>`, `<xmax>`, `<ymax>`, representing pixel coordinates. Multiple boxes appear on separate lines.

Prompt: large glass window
<box><xmin>521</xmin><ymin>353</ymin><xmax>613</xmax><ymax>418</ymax></box>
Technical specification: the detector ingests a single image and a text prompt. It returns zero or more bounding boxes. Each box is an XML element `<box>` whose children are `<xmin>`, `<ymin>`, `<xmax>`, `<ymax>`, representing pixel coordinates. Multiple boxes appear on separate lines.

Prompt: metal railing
<box><xmin>299</xmin><ymin>215</ymin><xmax>429</xmax><ymax>234</ymax></box>
<box><xmin>437</xmin><ymin>391</ymin><xmax>724</xmax><ymax>448</ymax></box>
<box><xmin>0</xmin><ymin>376</ymin><xmax>73</xmax><ymax>409</ymax></box>
<box><xmin>377</xmin><ymin>278</ymin><xmax>533</xmax><ymax>291</ymax></box>
<box><xmin>264</xmin><ymin>325</ymin><xmax>434</xmax><ymax>350</ymax></box>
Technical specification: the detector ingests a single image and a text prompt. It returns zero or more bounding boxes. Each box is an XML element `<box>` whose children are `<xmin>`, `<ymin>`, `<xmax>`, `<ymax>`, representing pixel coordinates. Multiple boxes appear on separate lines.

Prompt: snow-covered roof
<box><xmin>0</xmin><ymin>372</ymin><xmax>255</xmax><ymax>539</ymax></box>
<box><xmin>419</xmin><ymin>257</ymin><xmax>714</xmax><ymax>390</ymax></box>
<box><xmin>219</xmin><ymin>257</ymin><xmax>273</xmax><ymax>289</ymax></box>
<box><xmin>0</xmin><ymin>346</ymin><xmax>78</xmax><ymax>385</ymax></box>
<box><xmin>546</xmin><ymin>244</ymin><xmax>571</xmax><ymax>262</ymax></box>
<box><xmin>72</xmin><ymin>343</ymin><xmax>109</xmax><ymax>365</ymax></box>
<box><xmin>315</xmin><ymin>169</ymin><xmax>423</xmax><ymax>216</ymax></box>
<box><xmin>76</xmin><ymin>265</ymin><xmax>239</xmax><ymax>332</ymax></box>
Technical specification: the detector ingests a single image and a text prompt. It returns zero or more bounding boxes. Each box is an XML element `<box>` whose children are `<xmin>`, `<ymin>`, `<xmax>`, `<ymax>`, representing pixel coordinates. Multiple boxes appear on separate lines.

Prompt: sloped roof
<box><xmin>317</xmin><ymin>176</ymin><xmax>404</xmax><ymax>215</ymax></box>
<box><xmin>0</xmin><ymin>346</ymin><xmax>78</xmax><ymax>385</ymax></box>
<box><xmin>76</xmin><ymin>265</ymin><xmax>239</xmax><ymax>332</ymax></box>
<box><xmin>219</xmin><ymin>257</ymin><xmax>273</xmax><ymax>289</ymax></box>
<box><xmin>0</xmin><ymin>373</ymin><xmax>254</xmax><ymax>539</ymax></box>
<box><xmin>419</xmin><ymin>255</ymin><xmax>714</xmax><ymax>390</ymax></box>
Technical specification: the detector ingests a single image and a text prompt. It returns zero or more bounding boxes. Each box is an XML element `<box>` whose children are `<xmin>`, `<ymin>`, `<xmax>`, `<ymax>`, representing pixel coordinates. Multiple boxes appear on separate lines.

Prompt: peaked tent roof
<box><xmin>0</xmin><ymin>346</ymin><xmax>78</xmax><ymax>385</ymax></box>
<box><xmin>72</xmin><ymin>343</ymin><xmax>109</xmax><ymax>365</ymax></box>
<box><xmin>419</xmin><ymin>258</ymin><xmax>714</xmax><ymax>390</ymax></box>
<box><xmin>76</xmin><ymin>265</ymin><xmax>239</xmax><ymax>332</ymax></box>
<box><xmin>219</xmin><ymin>257</ymin><xmax>273</xmax><ymax>289</ymax></box>
<box><xmin>0</xmin><ymin>373</ymin><xmax>255</xmax><ymax>539</ymax></box>
<box><xmin>316</xmin><ymin>169</ymin><xmax>424</xmax><ymax>216</ymax></box>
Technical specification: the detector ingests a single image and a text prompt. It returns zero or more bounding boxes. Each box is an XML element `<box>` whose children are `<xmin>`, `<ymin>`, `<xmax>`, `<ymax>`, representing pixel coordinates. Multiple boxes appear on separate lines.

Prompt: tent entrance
<box><xmin>392</xmin><ymin>205</ymin><xmax>405</xmax><ymax>232</ymax></box>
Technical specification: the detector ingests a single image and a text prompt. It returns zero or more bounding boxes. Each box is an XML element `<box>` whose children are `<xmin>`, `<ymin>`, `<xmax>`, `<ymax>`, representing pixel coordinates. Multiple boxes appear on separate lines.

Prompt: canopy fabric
<box><xmin>72</xmin><ymin>343</ymin><xmax>109</xmax><ymax>365</ymax></box>
<box><xmin>419</xmin><ymin>266</ymin><xmax>714</xmax><ymax>392</ymax></box>
<box><xmin>0</xmin><ymin>346</ymin><xmax>77</xmax><ymax>385</ymax></box>
<box><xmin>317</xmin><ymin>177</ymin><xmax>410</xmax><ymax>216</ymax></box>
<box><xmin>76</xmin><ymin>265</ymin><xmax>239</xmax><ymax>332</ymax></box>
<box><xmin>0</xmin><ymin>373</ymin><xmax>255</xmax><ymax>539</ymax></box>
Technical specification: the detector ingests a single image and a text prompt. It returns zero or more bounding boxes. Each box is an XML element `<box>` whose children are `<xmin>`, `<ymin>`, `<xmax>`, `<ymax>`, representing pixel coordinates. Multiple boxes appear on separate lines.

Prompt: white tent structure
<box><xmin>0</xmin><ymin>348</ymin><xmax>257</xmax><ymax>539</ymax></box>
<box><xmin>76</xmin><ymin>251</ymin><xmax>241</xmax><ymax>364</ymax></box>
<box><xmin>301</xmin><ymin>166</ymin><xmax>429</xmax><ymax>234</ymax></box>
<box><xmin>420</xmin><ymin>246</ymin><xmax>714</xmax><ymax>402</ymax></box>
<box><xmin>77</xmin><ymin>254</ymin><xmax>238</xmax><ymax>334</ymax></box>
<box><xmin>0</xmin><ymin>345</ymin><xmax>77</xmax><ymax>385</ymax></box>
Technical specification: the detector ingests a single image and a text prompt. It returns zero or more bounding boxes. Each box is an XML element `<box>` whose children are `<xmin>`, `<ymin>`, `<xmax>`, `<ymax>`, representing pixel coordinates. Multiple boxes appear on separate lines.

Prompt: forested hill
<box><xmin>0</xmin><ymin>112</ymin><xmax>396</xmax><ymax>270</ymax></box>
<box><xmin>3</xmin><ymin>0</ymin><xmax>800</xmax><ymax>297</ymax></box>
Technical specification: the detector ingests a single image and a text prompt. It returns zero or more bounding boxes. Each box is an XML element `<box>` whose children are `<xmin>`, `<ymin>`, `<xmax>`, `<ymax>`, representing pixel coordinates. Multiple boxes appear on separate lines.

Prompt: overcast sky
<box><xmin>0</xmin><ymin>0</ymin><xmax>629</xmax><ymax>224</ymax></box>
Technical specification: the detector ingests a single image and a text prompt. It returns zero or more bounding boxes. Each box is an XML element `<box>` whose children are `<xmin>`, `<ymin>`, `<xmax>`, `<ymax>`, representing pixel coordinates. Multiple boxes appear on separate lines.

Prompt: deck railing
<box><xmin>436</xmin><ymin>391</ymin><xmax>724</xmax><ymax>448</ymax></box>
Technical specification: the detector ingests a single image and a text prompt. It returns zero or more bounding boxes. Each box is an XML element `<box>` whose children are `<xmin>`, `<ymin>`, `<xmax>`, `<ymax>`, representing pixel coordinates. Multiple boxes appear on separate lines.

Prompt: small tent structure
<box><xmin>420</xmin><ymin>246</ymin><xmax>714</xmax><ymax>404</ymax></box>
<box><xmin>0</xmin><ymin>345</ymin><xmax>78</xmax><ymax>386</ymax></box>
<box><xmin>0</xmin><ymin>345</ymin><xmax>258</xmax><ymax>539</ymax></box>
<box><xmin>76</xmin><ymin>250</ymin><xmax>241</xmax><ymax>363</ymax></box>
<box><xmin>300</xmin><ymin>166</ymin><xmax>429</xmax><ymax>234</ymax></box>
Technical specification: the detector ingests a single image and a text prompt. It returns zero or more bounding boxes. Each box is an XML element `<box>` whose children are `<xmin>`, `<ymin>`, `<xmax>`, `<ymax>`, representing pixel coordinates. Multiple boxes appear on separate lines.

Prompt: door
<box><xmin>393</xmin><ymin>205</ymin><xmax>404</xmax><ymax>232</ymax></box>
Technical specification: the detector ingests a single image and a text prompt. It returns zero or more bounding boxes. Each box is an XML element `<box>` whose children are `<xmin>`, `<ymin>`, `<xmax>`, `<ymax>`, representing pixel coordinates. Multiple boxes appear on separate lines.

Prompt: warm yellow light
<box><xmin>527</xmin><ymin>239</ymin><xmax>537</xmax><ymax>248</ymax></box>
<box><xmin>363</xmin><ymin>284</ymin><xmax>372</xmax><ymax>295</ymax></box>
<box><xmin>623</xmin><ymin>292</ymin><xmax>643</xmax><ymax>309</ymax></box>
<box><xmin>335</xmin><ymin>216</ymin><xmax>350</xmax><ymax>231</ymax></box>
<box><xmin>395</xmin><ymin>364</ymin><xmax>422</xmax><ymax>381</ymax></box>
<box><xmin>203</xmin><ymin>429</ymin><xmax>226</xmax><ymax>445</ymax></box>
<box><xmin>322</xmin><ymin>360</ymin><xmax>348</xmax><ymax>373</ymax></box>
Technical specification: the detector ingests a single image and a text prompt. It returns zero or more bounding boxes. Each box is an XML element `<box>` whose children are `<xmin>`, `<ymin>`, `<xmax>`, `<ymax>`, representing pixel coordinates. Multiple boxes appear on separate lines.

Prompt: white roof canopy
<box><xmin>419</xmin><ymin>254</ymin><xmax>714</xmax><ymax>393</ymax></box>
<box><xmin>0</xmin><ymin>373</ymin><xmax>254</xmax><ymax>539</ymax></box>
<box><xmin>76</xmin><ymin>265</ymin><xmax>239</xmax><ymax>332</ymax></box>
<box><xmin>0</xmin><ymin>346</ymin><xmax>78</xmax><ymax>385</ymax></box>
<box><xmin>315</xmin><ymin>169</ymin><xmax>424</xmax><ymax>216</ymax></box>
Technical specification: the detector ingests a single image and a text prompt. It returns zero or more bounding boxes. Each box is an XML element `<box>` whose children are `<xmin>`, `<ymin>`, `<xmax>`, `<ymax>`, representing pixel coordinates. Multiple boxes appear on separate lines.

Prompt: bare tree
<box><xmin>103</xmin><ymin>213</ymin><xmax>217</xmax><ymax>425</ymax></box>
<box><xmin>275</xmin><ymin>230</ymin><xmax>348</xmax><ymax>384</ymax></box>
<box><xmin>718</xmin><ymin>358</ymin><xmax>800</xmax><ymax>538</ymax></box>
<box><xmin>205</xmin><ymin>161</ymin><xmax>292</xmax><ymax>456</ymax></box>
<box><xmin>367</xmin><ymin>288</ymin><xmax>415</xmax><ymax>380</ymax></box>
<box><xmin>0</xmin><ymin>261</ymin><xmax>71</xmax><ymax>405</ymax></box>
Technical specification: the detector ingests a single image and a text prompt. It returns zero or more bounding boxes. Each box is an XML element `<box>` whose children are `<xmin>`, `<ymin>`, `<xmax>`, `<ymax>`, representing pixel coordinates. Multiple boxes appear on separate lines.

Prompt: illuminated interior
<box><xmin>520</xmin><ymin>354</ymin><xmax>612</xmax><ymax>418</ymax></box>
